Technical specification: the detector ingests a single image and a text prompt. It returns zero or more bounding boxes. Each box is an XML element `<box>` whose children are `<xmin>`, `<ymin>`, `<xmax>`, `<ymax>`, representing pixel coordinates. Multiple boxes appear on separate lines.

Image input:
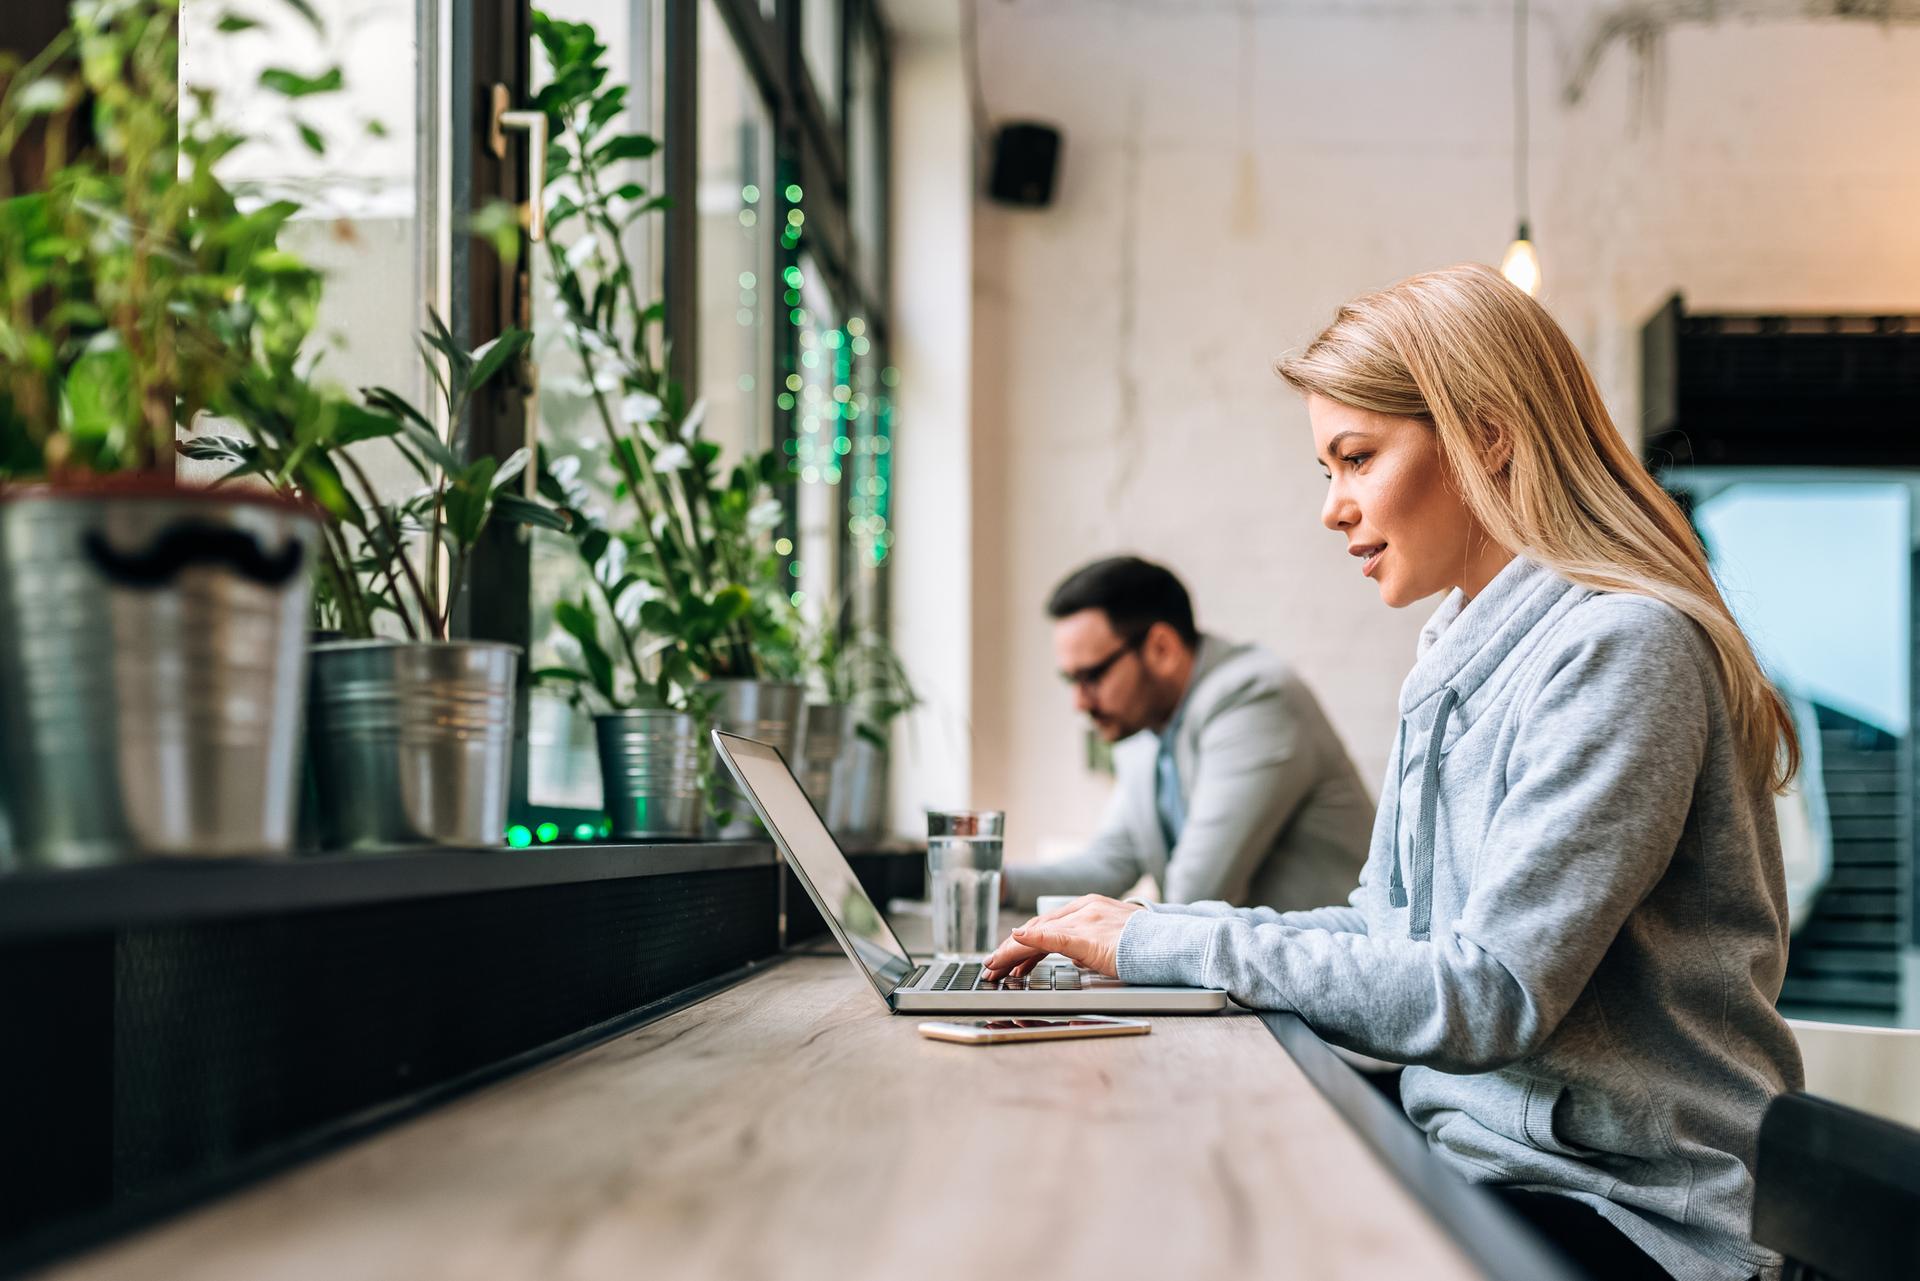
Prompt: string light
<box><xmin>772</xmin><ymin>187</ymin><xmax>897</xmax><ymax>569</ymax></box>
<box><xmin>1500</xmin><ymin>0</ymin><xmax>1541</xmax><ymax>296</ymax></box>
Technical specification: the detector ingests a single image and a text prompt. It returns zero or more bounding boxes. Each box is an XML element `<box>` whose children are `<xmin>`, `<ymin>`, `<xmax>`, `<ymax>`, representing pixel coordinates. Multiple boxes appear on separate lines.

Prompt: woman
<box><xmin>983</xmin><ymin>264</ymin><xmax>1804</xmax><ymax>1281</ymax></box>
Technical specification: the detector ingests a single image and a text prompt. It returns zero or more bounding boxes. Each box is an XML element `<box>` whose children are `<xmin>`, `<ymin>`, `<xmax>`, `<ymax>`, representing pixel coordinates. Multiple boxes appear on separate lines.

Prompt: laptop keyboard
<box><xmin>905</xmin><ymin>962</ymin><xmax>1084</xmax><ymax>992</ymax></box>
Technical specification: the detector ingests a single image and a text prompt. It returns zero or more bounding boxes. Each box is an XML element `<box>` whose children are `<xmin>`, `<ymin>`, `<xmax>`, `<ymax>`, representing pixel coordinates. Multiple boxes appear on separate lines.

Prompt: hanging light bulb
<box><xmin>1502</xmin><ymin>221</ymin><xmax>1540</xmax><ymax>296</ymax></box>
<box><xmin>1500</xmin><ymin>0</ymin><xmax>1541</xmax><ymax>296</ymax></box>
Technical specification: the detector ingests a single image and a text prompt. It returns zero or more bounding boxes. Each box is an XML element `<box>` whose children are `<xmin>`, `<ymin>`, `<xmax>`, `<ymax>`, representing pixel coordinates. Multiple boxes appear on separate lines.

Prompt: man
<box><xmin>1001</xmin><ymin>556</ymin><xmax>1373</xmax><ymax>913</ymax></box>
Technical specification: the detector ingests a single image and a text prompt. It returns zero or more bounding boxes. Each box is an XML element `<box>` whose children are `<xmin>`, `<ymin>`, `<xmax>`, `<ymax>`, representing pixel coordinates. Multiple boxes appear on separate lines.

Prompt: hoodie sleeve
<box><xmin>1116</xmin><ymin>600</ymin><xmax>1711</xmax><ymax>1073</ymax></box>
<box><xmin>1140</xmin><ymin>898</ymin><xmax>1369</xmax><ymax>934</ymax></box>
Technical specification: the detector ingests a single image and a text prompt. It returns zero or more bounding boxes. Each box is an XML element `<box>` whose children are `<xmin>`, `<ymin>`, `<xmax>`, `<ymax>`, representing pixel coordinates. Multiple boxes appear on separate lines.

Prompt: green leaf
<box><xmin>331</xmin><ymin>402</ymin><xmax>401</xmax><ymax>447</ymax></box>
<box><xmin>259</xmin><ymin>66</ymin><xmax>345</xmax><ymax>99</ymax></box>
<box><xmin>444</xmin><ymin>456</ymin><xmax>500</xmax><ymax>548</ymax></box>
<box><xmin>59</xmin><ymin>342</ymin><xmax>135</xmax><ymax>446</ymax></box>
<box><xmin>280</xmin><ymin>0</ymin><xmax>325</xmax><ymax>31</ymax></box>
<box><xmin>494</xmin><ymin>492</ymin><xmax>570</xmax><ymax>531</ymax></box>
<box><xmin>216</xmin><ymin>13</ymin><xmax>261</xmax><ymax>33</ymax></box>
<box><xmin>468</xmin><ymin>328</ymin><xmax>531</xmax><ymax>393</ymax></box>
<box><xmin>177</xmin><ymin>435</ymin><xmax>255</xmax><ymax>463</ymax></box>
<box><xmin>363</xmin><ymin>387</ymin><xmax>460</xmax><ymax>474</ymax></box>
<box><xmin>588</xmin><ymin>86</ymin><xmax>628</xmax><ymax>131</ymax></box>
<box><xmin>594</xmin><ymin>133</ymin><xmax>659</xmax><ymax>165</ymax></box>
<box><xmin>554</xmin><ymin>599</ymin><xmax>617</xmax><ymax>704</ymax></box>
<box><xmin>295</xmin><ymin>121</ymin><xmax>326</xmax><ymax>155</ymax></box>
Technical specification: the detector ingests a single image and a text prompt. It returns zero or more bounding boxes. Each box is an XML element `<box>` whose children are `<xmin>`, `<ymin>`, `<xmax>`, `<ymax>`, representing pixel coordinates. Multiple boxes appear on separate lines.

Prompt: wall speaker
<box><xmin>988</xmin><ymin>122</ymin><xmax>1062</xmax><ymax>208</ymax></box>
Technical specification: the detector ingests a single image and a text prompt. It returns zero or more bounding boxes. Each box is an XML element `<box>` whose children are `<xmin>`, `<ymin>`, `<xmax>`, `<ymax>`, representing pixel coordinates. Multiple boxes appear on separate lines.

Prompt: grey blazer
<box><xmin>1004</xmin><ymin>635</ymin><xmax>1374</xmax><ymax>912</ymax></box>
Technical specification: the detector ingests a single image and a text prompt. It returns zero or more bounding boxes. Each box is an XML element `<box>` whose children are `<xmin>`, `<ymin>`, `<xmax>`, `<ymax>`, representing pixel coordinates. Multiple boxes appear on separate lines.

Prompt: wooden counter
<box><xmin>43</xmin><ymin>955</ymin><xmax>1484</xmax><ymax>1281</ymax></box>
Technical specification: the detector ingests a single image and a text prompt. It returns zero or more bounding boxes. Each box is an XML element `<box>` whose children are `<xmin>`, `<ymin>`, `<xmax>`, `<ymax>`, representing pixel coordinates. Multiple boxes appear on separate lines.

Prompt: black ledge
<box><xmin>0</xmin><ymin>840</ymin><xmax>780</xmax><ymax>942</ymax></box>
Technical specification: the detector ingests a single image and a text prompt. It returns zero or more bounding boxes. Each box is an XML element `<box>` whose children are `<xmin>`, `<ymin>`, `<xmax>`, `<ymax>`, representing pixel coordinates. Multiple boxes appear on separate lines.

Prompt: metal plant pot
<box><xmin>307</xmin><ymin>640</ymin><xmax>519</xmax><ymax>851</ymax></box>
<box><xmin>595</xmin><ymin>709</ymin><xmax>703</xmax><ymax>840</ymax></box>
<box><xmin>0</xmin><ymin>486</ymin><xmax>316</xmax><ymax>867</ymax></box>
<box><xmin>827</xmin><ymin>729</ymin><xmax>888</xmax><ymax>839</ymax></box>
<box><xmin>799</xmin><ymin>702</ymin><xmax>846</xmax><ymax>813</ymax></box>
<box><xmin>704</xmin><ymin>679</ymin><xmax>806</xmax><ymax>838</ymax></box>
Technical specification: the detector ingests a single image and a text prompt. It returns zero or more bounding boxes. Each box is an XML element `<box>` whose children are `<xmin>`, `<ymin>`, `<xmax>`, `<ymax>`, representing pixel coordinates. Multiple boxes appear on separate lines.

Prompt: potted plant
<box><xmin>532</xmin><ymin>460</ymin><xmax>707</xmax><ymax>841</ymax></box>
<box><xmin>529</xmin><ymin>10</ymin><xmax>806</xmax><ymax>838</ymax></box>
<box><xmin>0</xmin><ymin>0</ymin><xmax>326</xmax><ymax>867</ymax></box>
<box><xmin>801</xmin><ymin>614</ymin><xmax>919</xmax><ymax>838</ymax></box>
<box><xmin>188</xmin><ymin>313</ymin><xmax>566</xmax><ymax>850</ymax></box>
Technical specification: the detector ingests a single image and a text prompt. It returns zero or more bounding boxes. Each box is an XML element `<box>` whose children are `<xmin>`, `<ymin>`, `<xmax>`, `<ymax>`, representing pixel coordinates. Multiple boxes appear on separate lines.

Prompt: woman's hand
<box><xmin>982</xmin><ymin>895</ymin><xmax>1147</xmax><ymax>981</ymax></box>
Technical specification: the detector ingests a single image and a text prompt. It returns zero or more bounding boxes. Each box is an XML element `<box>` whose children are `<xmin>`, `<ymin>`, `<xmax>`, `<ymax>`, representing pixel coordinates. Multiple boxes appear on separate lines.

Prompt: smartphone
<box><xmin>917</xmin><ymin>1016</ymin><xmax>1151</xmax><ymax>1045</ymax></box>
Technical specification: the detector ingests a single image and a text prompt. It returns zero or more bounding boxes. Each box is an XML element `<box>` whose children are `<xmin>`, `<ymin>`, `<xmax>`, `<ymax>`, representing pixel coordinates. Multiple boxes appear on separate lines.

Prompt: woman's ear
<box><xmin>1481</xmin><ymin>419</ymin><xmax>1515</xmax><ymax>475</ymax></box>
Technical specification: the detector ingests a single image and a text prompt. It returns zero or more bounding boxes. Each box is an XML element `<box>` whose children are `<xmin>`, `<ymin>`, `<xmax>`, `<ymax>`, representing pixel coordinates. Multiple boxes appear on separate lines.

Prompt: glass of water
<box><xmin>926</xmin><ymin>809</ymin><xmax>1005</xmax><ymax>959</ymax></box>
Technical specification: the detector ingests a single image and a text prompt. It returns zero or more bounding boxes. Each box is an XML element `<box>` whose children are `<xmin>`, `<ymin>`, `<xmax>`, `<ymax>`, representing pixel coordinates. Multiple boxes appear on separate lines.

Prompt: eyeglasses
<box><xmin>1060</xmin><ymin>632</ymin><xmax>1146</xmax><ymax>693</ymax></box>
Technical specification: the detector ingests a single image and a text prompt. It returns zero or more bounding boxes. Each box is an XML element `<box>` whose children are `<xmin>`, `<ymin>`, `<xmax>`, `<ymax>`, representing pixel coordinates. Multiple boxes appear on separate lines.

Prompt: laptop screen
<box><xmin>712</xmin><ymin>731</ymin><xmax>915</xmax><ymax>1006</ymax></box>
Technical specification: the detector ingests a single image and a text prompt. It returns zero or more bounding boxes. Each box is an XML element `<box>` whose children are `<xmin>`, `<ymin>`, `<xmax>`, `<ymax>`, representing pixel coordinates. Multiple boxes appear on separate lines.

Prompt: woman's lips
<box><xmin>1354</xmin><ymin>543</ymin><xmax>1387</xmax><ymax>578</ymax></box>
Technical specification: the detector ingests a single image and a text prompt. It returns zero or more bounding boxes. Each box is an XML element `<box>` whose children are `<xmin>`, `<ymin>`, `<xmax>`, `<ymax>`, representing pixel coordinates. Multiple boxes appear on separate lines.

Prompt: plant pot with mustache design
<box><xmin>0</xmin><ymin>480</ymin><xmax>318</xmax><ymax>867</ymax></box>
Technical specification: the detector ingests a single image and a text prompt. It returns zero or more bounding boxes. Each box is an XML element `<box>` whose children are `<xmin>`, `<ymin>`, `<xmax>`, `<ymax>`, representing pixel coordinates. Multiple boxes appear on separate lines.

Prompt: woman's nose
<box><xmin>1322</xmin><ymin>479</ymin><xmax>1358</xmax><ymax>531</ymax></box>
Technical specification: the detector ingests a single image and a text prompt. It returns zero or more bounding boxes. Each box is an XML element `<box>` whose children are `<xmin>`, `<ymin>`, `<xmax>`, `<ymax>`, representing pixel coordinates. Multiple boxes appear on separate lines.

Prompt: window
<box><xmin>697</xmin><ymin>0</ymin><xmax>776</xmax><ymax>464</ymax></box>
<box><xmin>177</xmin><ymin>0</ymin><xmax>443</xmax><ymax>503</ymax></box>
<box><xmin>516</xmin><ymin>0</ymin><xmax>894</xmax><ymax>831</ymax></box>
<box><xmin>791</xmin><ymin>259</ymin><xmax>844</xmax><ymax>616</ymax></box>
<box><xmin>801</xmin><ymin>0</ymin><xmax>842</xmax><ymax>127</ymax></box>
<box><xmin>525</xmin><ymin>0</ymin><xmax>665</xmax><ymax>810</ymax></box>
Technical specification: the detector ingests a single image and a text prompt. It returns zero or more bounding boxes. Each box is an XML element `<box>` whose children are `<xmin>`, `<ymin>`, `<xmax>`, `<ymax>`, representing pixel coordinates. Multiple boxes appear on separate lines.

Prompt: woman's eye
<box><xmin>1343</xmin><ymin>452</ymin><xmax>1372</xmax><ymax>468</ymax></box>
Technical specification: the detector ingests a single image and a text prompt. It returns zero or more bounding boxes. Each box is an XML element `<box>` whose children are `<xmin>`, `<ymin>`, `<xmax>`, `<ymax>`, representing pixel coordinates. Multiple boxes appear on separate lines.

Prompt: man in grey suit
<box><xmin>1001</xmin><ymin>557</ymin><xmax>1373</xmax><ymax>913</ymax></box>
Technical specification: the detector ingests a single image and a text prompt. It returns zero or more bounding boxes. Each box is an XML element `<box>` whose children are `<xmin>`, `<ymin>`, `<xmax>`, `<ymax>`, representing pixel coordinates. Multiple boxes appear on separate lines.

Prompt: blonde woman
<box><xmin>984</xmin><ymin>264</ymin><xmax>1803</xmax><ymax>1281</ymax></box>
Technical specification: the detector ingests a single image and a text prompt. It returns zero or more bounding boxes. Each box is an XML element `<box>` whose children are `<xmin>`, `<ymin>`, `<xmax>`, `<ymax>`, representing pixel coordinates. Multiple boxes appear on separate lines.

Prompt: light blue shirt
<box><xmin>1153</xmin><ymin>695</ymin><xmax>1191</xmax><ymax>849</ymax></box>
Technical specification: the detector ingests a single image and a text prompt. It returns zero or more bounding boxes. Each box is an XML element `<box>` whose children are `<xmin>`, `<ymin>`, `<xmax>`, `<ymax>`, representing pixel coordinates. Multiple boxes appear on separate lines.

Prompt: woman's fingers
<box><xmin>982</xmin><ymin>936</ymin><xmax>1045</xmax><ymax>979</ymax></box>
<box><xmin>1007</xmin><ymin>923</ymin><xmax>1096</xmax><ymax>969</ymax></box>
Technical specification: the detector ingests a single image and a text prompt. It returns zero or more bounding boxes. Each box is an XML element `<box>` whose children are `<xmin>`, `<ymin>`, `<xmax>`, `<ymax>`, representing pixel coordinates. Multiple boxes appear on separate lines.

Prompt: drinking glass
<box><xmin>926</xmin><ymin>809</ymin><xmax>1005</xmax><ymax>958</ymax></box>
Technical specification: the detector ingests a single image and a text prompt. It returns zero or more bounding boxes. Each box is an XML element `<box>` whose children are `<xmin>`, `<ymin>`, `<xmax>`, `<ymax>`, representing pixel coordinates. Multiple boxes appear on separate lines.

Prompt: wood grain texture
<box><xmin>46</xmin><ymin>959</ymin><xmax>1481</xmax><ymax>1281</ymax></box>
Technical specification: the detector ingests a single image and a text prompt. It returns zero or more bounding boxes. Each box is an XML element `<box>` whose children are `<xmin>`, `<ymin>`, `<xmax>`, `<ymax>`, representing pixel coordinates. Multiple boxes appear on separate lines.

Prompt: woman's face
<box><xmin>1309</xmin><ymin>394</ymin><xmax>1510</xmax><ymax>607</ymax></box>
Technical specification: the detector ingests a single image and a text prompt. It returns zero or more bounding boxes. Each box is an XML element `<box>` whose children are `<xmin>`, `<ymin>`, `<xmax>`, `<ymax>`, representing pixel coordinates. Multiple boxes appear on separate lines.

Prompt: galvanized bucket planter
<box><xmin>595</xmin><ymin>709</ymin><xmax>703</xmax><ymax>840</ymax></box>
<box><xmin>704</xmin><ymin>679</ymin><xmax>806</xmax><ymax>838</ymax></box>
<box><xmin>0</xmin><ymin>486</ymin><xmax>317</xmax><ymax>868</ymax></box>
<box><xmin>799</xmin><ymin>702</ymin><xmax>846</xmax><ymax>814</ymax></box>
<box><xmin>827</xmin><ymin>730</ymin><xmax>888</xmax><ymax>838</ymax></box>
<box><xmin>307</xmin><ymin>640</ymin><xmax>520</xmax><ymax>851</ymax></box>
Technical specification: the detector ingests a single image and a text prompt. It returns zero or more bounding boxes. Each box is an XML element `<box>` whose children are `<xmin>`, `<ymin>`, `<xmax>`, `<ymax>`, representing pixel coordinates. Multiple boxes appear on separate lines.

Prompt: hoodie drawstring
<box><xmin>1388</xmin><ymin>719</ymin><xmax>1409</xmax><ymax>909</ymax></box>
<box><xmin>1407</xmin><ymin>686</ymin><xmax>1459</xmax><ymax>941</ymax></box>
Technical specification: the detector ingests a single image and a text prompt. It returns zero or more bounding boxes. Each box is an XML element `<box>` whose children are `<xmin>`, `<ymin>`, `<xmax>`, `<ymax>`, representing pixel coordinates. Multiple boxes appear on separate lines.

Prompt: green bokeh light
<box><xmin>574</xmin><ymin>822</ymin><xmax>598</xmax><ymax>841</ymax></box>
<box><xmin>536</xmin><ymin>822</ymin><xmax>560</xmax><ymax>844</ymax></box>
<box><xmin>506</xmin><ymin>825</ymin><xmax>532</xmax><ymax>848</ymax></box>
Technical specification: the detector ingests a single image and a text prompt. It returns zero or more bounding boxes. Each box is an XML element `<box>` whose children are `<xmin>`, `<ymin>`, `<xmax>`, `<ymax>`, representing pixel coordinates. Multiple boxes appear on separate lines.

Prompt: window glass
<box><xmin>802</xmin><ymin>0</ymin><xmax>842</xmax><ymax>127</ymax></box>
<box><xmin>697</xmin><ymin>0</ymin><xmax>776</xmax><ymax>465</ymax></box>
<box><xmin>177</xmin><ymin>0</ymin><xmax>437</xmax><ymax>505</ymax></box>
<box><xmin>791</xmin><ymin>260</ymin><xmax>843</xmax><ymax>618</ymax></box>
<box><xmin>526</xmin><ymin>0</ymin><xmax>664</xmax><ymax>811</ymax></box>
<box><xmin>847</xmin><ymin>12</ymin><xmax>883</xmax><ymax>298</ymax></box>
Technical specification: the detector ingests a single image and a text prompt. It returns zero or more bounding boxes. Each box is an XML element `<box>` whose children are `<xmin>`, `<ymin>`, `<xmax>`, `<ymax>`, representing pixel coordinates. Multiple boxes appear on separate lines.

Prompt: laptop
<box><xmin>713</xmin><ymin>730</ymin><xmax>1229</xmax><ymax>1014</ymax></box>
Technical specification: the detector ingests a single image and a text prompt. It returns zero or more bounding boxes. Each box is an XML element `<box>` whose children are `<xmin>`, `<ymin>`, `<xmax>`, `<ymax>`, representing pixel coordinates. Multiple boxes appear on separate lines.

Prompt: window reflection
<box><xmin>1680</xmin><ymin>478</ymin><xmax>1914</xmax><ymax>1027</ymax></box>
<box><xmin>697</xmin><ymin>0</ymin><xmax>775</xmax><ymax>465</ymax></box>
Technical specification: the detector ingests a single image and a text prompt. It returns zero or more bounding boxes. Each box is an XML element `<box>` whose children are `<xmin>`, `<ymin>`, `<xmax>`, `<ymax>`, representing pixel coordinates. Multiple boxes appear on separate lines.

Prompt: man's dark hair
<box><xmin>1045</xmin><ymin>556</ymin><xmax>1198</xmax><ymax>647</ymax></box>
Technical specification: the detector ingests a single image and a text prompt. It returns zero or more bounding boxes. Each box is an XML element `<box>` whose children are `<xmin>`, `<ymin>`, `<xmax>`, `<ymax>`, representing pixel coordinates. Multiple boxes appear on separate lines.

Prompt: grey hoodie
<box><xmin>1117</xmin><ymin>556</ymin><xmax>1804</xmax><ymax>1281</ymax></box>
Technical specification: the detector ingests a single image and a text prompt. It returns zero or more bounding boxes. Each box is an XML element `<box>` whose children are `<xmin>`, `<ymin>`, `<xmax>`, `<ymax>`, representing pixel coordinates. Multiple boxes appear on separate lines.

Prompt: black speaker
<box><xmin>988</xmin><ymin>122</ymin><xmax>1062</xmax><ymax>208</ymax></box>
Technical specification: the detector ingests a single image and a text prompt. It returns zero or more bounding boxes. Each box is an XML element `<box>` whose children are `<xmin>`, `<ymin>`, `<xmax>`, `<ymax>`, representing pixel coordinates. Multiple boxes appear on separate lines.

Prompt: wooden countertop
<box><xmin>44</xmin><ymin>955</ymin><xmax>1482</xmax><ymax>1281</ymax></box>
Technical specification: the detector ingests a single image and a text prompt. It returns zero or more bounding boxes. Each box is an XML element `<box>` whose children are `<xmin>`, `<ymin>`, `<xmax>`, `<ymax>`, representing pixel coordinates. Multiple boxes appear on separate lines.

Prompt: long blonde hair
<box><xmin>1277</xmin><ymin>264</ymin><xmax>1798</xmax><ymax>794</ymax></box>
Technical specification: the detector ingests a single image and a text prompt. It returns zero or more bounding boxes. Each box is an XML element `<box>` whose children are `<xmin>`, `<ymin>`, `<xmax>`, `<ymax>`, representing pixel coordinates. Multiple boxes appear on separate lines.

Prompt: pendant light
<box><xmin>1501</xmin><ymin>0</ymin><xmax>1541</xmax><ymax>296</ymax></box>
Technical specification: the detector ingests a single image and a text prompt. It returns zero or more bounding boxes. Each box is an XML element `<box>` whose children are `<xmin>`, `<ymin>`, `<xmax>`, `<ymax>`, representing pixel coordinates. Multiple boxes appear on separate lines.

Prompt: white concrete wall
<box><xmin>886</xmin><ymin>6</ymin><xmax>977</xmax><ymax>830</ymax></box>
<box><xmin>945</xmin><ymin>0</ymin><xmax>1920</xmax><ymax>862</ymax></box>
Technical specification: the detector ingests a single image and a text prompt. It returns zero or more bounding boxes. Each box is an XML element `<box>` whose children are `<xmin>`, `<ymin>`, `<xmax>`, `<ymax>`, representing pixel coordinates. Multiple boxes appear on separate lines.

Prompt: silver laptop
<box><xmin>713</xmin><ymin>730</ymin><xmax>1228</xmax><ymax>1014</ymax></box>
